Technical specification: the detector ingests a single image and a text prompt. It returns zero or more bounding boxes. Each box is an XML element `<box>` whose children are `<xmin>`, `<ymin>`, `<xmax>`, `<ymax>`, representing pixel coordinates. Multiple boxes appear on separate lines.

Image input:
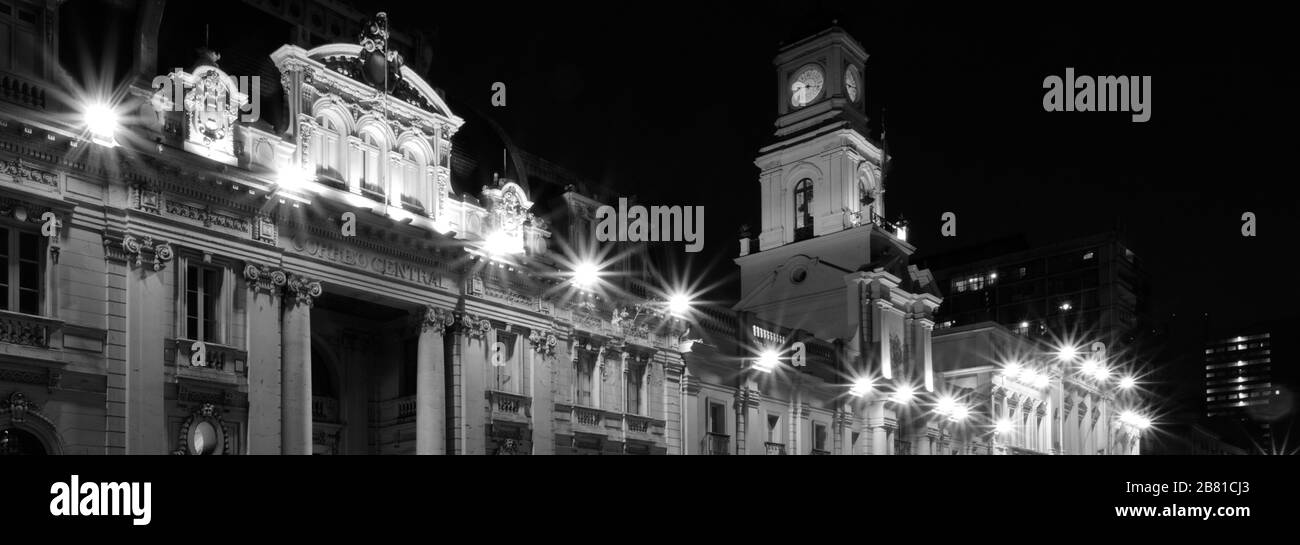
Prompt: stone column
<box><xmin>281</xmin><ymin>274</ymin><xmax>321</xmax><ymax>455</ymax></box>
<box><xmin>417</xmin><ymin>305</ymin><xmax>451</xmax><ymax>455</ymax></box>
<box><xmin>243</xmin><ymin>264</ymin><xmax>287</xmax><ymax>454</ymax></box>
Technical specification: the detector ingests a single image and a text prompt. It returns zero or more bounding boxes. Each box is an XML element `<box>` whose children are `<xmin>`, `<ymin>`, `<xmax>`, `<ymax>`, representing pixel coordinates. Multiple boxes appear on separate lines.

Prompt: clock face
<box><xmin>845</xmin><ymin>66</ymin><xmax>860</xmax><ymax>102</ymax></box>
<box><xmin>790</xmin><ymin>66</ymin><xmax>824</xmax><ymax>107</ymax></box>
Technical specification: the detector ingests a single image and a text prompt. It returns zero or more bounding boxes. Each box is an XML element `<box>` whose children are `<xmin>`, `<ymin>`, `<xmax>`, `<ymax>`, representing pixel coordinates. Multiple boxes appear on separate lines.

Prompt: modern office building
<box><xmin>916</xmin><ymin>232</ymin><xmax>1151</xmax><ymax>350</ymax></box>
<box><xmin>1203</xmin><ymin>317</ymin><xmax>1298</xmax><ymax>453</ymax></box>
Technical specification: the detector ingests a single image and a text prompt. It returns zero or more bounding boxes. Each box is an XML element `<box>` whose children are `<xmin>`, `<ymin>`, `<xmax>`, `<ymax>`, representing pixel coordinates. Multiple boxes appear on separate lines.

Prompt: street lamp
<box><xmin>1118</xmin><ymin>375</ymin><xmax>1137</xmax><ymax>390</ymax></box>
<box><xmin>570</xmin><ymin>260</ymin><xmax>600</xmax><ymax>291</ymax></box>
<box><xmin>849</xmin><ymin>376</ymin><xmax>873</xmax><ymax>398</ymax></box>
<box><xmin>276</xmin><ymin>163</ymin><xmax>313</xmax><ymax>192</ymax></box>
<box><xmin>84</xmin><ymin>102</ymin><xmax>120</xmax><ymax>147</ymax></box>
<box><xmin>1056</xmin><ymin>344</ymin><xmax>1079</xmax><ymax>362</ymax></box>
<box><xmin>667</xmin><ymin>292</ymin><xmax>692</xmax><ymax>317</ymax></box>
<box><xmin>994</xmin><ymin>418</ymin><xmax>1014</xmax><ymax>435</ymax></box>
<box><xmin>889</xmin><ymin>385</ymin><xmax>915</xmax><ymax>405</ymax></box>
<box><xmin>753</xmin><ymin>348</ymin><xmax>780</xmax><ymax>373</ymax></box>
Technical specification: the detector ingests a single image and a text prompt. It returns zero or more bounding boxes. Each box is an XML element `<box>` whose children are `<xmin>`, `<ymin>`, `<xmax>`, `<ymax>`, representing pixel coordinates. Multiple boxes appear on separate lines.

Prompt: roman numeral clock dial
<box><xmin>845</xmin><ymin>65</ymin><xmax>860</xmax><ymax>102</ymax></box>
<box><xmin>790</xmin><ymin>66</ymin><xmax>824</xmax><ymax>107</ymax></box>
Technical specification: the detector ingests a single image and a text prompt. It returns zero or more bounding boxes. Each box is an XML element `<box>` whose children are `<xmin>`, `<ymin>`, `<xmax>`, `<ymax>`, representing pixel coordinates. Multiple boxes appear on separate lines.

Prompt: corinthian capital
<box><xmin>421</xmin><ymin>305</ymin><xmax>454</xmax><ymax>334</ymax></box>
<box><xmin>285</xmin><ymin>274</ymin><xmax>323</xmax><ymax>307</ymax></box>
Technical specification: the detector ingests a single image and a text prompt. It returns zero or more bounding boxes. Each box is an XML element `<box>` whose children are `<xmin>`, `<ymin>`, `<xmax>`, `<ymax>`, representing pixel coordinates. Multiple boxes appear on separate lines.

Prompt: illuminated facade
<box><xmin>0</xmin><ymin>4</ymin><xmax>1144</xmax><ymax>456</ymax></box>
<box><xmin>0</xmin><ymin>2</ymin><xmax>683</xmax><ymax>455</ymax></box>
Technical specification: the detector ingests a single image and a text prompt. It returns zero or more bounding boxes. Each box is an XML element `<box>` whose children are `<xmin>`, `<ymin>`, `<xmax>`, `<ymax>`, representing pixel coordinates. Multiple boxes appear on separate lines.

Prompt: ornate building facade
<box><xmin>0</xmin><ymin>2</ymin><xmax>1138</xmax><ymax>455</ymax></box>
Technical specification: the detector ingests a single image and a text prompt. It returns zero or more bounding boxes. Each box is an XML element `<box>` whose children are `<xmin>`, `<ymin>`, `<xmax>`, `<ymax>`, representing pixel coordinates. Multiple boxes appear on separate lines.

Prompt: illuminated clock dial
<box><xmin>845</xmin><ymin>65</ymin><xmax>860</xmax><ymax>102</ymax></box>
<box><xmin>790</xmin><ymin>66</ymin><xmax>824</xmax><ymax>107</ymax></box>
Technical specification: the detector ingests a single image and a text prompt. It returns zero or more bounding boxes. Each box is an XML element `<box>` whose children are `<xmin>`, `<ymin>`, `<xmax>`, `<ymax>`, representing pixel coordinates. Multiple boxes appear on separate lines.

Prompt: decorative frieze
<box><xmin>164</xmin><ymin>199</ymin><xmax>251</xmax><ymax>232</ymax></box>
<box><xmin>0</xmin><ymin>157</ymin><xmax>58</xmax><ymax>189</ymax></box>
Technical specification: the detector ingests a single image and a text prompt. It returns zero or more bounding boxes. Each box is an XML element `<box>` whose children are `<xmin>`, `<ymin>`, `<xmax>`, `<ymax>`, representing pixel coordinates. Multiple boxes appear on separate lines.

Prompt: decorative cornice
<box><xmin>284</xmin><ymin>273</ymin><xmax>323</xmax><ymax>307</ymax></box>
<box><xmin>242</xmin><ymin>262</ymin><xmax>288</xmax><ymax>294</ymax></box>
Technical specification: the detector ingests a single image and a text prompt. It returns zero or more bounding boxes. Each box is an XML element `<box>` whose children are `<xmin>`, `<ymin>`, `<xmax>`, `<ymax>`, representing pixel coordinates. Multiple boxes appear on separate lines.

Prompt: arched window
<box><xmin>314</xmin><ymin>115</ymin><xmax>344</xmax><ymax>183</ymax></box>
<box><xmin>357</xmin><ymin>131</ymin><xmax>384</xmax><ymax>201</ymax></box>
<box><xmin>793</xmin><ymin>178</ymin><xmax>814</xmax><ymax>241</ymax></box>
<box><xmin>398</xmin><ymin>146</ymin><xmax>427</xmax><ymax>214</ymax></box>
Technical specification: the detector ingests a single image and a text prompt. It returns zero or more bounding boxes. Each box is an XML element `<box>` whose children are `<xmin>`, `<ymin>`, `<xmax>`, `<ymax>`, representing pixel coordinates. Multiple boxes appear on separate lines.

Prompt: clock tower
<box><xmin>734</xmin><ymin>27</ymin><xmax>942</xmax><ymax>443</ymax></box>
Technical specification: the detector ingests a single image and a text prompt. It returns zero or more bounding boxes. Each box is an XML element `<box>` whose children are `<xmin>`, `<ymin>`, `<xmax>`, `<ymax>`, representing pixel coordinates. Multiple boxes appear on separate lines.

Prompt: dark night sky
<box><xmin>389</xmin><ymin>3</ymin><xmax>1295</xmax><ymax>332</ymax></box>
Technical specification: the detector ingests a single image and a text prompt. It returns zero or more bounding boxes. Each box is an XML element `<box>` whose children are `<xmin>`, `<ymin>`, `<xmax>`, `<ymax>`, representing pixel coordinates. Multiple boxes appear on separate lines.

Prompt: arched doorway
<box><xmin>0</xmin><ymin>428</ymin><xmax>46</xmax><ymax>455</ymax></box>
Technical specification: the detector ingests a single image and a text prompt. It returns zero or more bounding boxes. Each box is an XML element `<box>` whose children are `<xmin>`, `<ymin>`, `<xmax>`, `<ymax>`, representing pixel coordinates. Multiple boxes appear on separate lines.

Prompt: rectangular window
<box><xmin>767</xmin><ymin>414</ymin><xmax>780</xmax><ymax>443</ymax></box>
<box><xmin>625</xmin><ymin>360</ymin><xmax>645</xmax><ymax>415</ymax></box>
<box><xmin>813</xmin><ymin>423</ymin><xmax>827</xmax><ymax>452</ymax></box>
<box><xmin>183</xmin><ymin>263</ymin><xmax>224</xmax><ymax>343</ymax></box>
<box><xmin>0</xmin><ymin>2</ymin><xmax>42</xmax><ymax>76</ymax></box>
<box><xmin>708</xmin><ymin>401</ymin><xmax>726</xmax><ymax>434</ymax></box>
<box><xmin>0</xmin><ymin>226</ymin><xmax>42</xmax><ymax>314</ymax></box>
<box><xmin>575</xmin><ymin>350</ymin><xmax>595</xmax><ymax>407</ymax></box>
<box><xmin>493</xmin><ymin>329</ymin><xmax>521</xmax><ymax>393</ymax></box>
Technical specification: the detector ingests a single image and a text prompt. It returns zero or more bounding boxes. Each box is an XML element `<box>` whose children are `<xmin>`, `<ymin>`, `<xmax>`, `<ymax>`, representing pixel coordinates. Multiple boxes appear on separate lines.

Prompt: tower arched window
<box><xmin>793</xmin><ymin>178</ymin><xmax>814</xmax><ymax>241</ymax></box>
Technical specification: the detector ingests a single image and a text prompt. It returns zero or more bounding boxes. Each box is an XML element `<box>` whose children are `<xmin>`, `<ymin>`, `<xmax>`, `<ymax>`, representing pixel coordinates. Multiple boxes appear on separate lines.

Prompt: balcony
<box><xmin>704</xmin><ymin>432</ymin><xmax>730</xmax><ymax>455</ymax></box>
<box><xmin>1</xmin><ymin>73</ymin><xmax>49</xmax><ymax>110</ymax></box>
<box><xmin>765</xmin><ymin>442</ymin><xmax>787</xmax><ymax>456</ymax></box>
<box><xmin>169</xmin><ymin>338</ymin><xmax>248</xmax><ymax>383</ymax></box>
<box><xmin>810</xmin><ymin>448</ymin><xmax>831</xmax><ymax>455</ymax></box>
<box><xmin>487</xmin><ymin>390</ymin><xmax>531</xmax><ymax>425</ymax></box>
<box><xmin>0</xmin><ymin>311</ymin><xmax>61</xmax><ymax>349</ymax></box>
<box><xmin>312</xmin><ymin>396</ymin><xmax>339</xmax><ymax>423</ymax></box>
<box><xmin>624</xmin><ymin>414</ymin><xmax>662</xmax><ymax>444</ymax></box>
<box><xmin>572</xmin><ymin>406</ymin><xmax>604</xmax><ymax>436</ymax></box>
<box><xmin>371</xmin><ymin>395</ymin><xmax>417</xmax><ymax>427</ymax></box>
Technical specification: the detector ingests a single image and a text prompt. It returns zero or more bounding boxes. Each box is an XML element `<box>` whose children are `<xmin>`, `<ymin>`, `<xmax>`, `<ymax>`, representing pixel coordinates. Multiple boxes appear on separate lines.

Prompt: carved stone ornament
<box><xmin>421</xmin><ymin>305</ymin><xmax>454</xmax><ymax>335</ymax></box>
<box><xmin>285</xmin><ymin>274</ymin><xmax>323</xmax><ymax>306</ymax></box>
<box><xmin>120</xmin><ymin>234</ymin><xmax>174</xmax><ymax>271</ymax></box>
<box><xmin>172</xmin><ymin>403</ymin><xmax>231</xmax><ymax>455</ymax></box>
<box><xmin>528</xmin><ymin>329</ymin><xmax>558</xmax><ymax>358</ymax></box>
<box><xmin>459</xmin><ymin>313</ymin><xmax>490</xmax><ymax>339</ymax></box>
<box><xmin>0</xmin><ymin>391</ymin><xmax>36</xmax><ymax>424</ymax></box>
<box><xmin>243</xmin><ymin>263</ymin><xmax>288</xmax><ymax>294</ymax></box>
